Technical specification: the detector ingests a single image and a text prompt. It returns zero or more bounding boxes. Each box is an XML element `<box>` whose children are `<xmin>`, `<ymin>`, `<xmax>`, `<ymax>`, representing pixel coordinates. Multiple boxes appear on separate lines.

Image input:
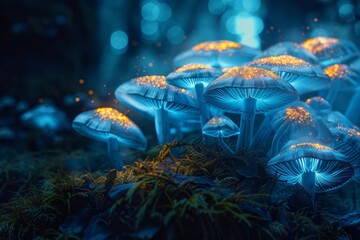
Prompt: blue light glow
<box><xmin>141</xmin><ymin>20</ymin><xmax>159</xmax><ymax>35</ymax></box>
<box><xmin>141</xmin><ymin>2</ymin><xmax>160</xmax><ymax>21</ymax></box>
<box><xmin>167</xmin><ymin>26</ymin><xmax>185</xmax><ymax>45</ymax></box>
<box><xmin>110</xmin><ymin>31</ymin><xmax>128</xmax><ymax>50</ymax></box>
<box><xmin>158</xmin><ymin>3</ymin><xmax>172</xmax><ymax>22</ymax></box>
<box><xmin>208</xmin><ymin>0</ymin><xmax>226</xmax><ymax>15</ymax></box>
<box><xmin>236</xmin><ymin>14</ymin><xmax>264</xmax><ymax>35</ymax></box>
<box><xmin>242</xmin><ymin>0</ymin><xmax>261</xmax><ymax>13</ymax></box>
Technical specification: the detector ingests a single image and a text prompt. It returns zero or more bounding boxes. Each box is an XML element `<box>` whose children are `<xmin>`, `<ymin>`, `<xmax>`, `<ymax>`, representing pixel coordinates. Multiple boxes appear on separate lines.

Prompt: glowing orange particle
<box><xmin>95</xmin><ymin>108</ymin><xmax>134</xmax><ymax>128</ymax></box>
<box><xmin>251</xmin><ymin>55</ymin><xmax>311</xmax><ymax>67</ymax></box>
<box><xmin>132</xmin><ymin>75</ymin><xmax>167</xmax><ymax>89</ymax></box>
<box><xmin>175</xmin><ymin>63</ymin><xmax>211</xmax><ymax>73</ymax></box>
<box><xmin>192</xmin><ymin>40</ymin><xmax>241</xmax><ymax>52</ymax></box>
<box><xmin>289</xmin><ymin>142</ymin><xmax>331</xmax><ymax>150</ymax></box>
<box><xmin>75</xmin><ymin>97</ymin><xmax>80</xmax><ymax>102</ymax></box>
<box><xmin>302</xmin><ymin>37</ymin><xmax>339</xmax><ymax>55</ymax></box>
<box><xmin>284</xmin><ymin>106</ymin><xmax>313</xmax><ymax>125</ymax></box>
<box><xmin>324</xmin><ymin>64</ymin><xmax>349</xmax><ymax>80</ymax></box>
<box><xmin>217</xmin><ymin>66</ymin><xmax>280</xmax><ymax>81</ymax></box>
<box><xmin>79</xmin><ymin>79</ymin><xmax>85</xmax><ymax>84</ymax></box>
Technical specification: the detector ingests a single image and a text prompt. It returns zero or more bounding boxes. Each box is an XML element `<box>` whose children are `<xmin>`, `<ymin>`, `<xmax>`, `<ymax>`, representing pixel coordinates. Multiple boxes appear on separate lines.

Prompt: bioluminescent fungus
<box><xmin>248</xmin><ymin>55</ymin><xmax>329</xmax><ymax>95</ymax></box>
<box><xmin>305</xmin><ymin>96</ymin><xmax>332</xmax><ymax>113</ymax></box>
<box><xmin>114</xmin><ymin>75</ymin><xmax>198</xmax><ymax>144</ymax></box>
<box><xmin>345</xmin><ymin>75</ymin><xmax>360</xmax><ymax>125</ymax></box>
<box><xmin>256</xmin><ymin>42</ymin><xmax>318</xmax><ymax>65</ymax></box>
<box><xmin>203</xmin><ymin>66</ymin><xmax>298</xmax><ymax>151</ymax></box>
<box><xmin>331</xmin><ymin>126</ymin><xmax>360</xmax><ymax>182</ymax></box>
<box><xmin>267</xmin><ymin>142</ymin><xmax>354</xmax><ymax>201</ymax></box>
<box><xmin>173</xmin><ymin>40</ymin><xmax>260</xmax><ymax>68</ymax></box>
<box><xmin>323</xmin><ymin>64</ymin><xmax>360</xmax><ymax>104</ymax></box>
<box><xmin>202</xmin><ymin>116</ymin><xmax>239</xmax><ymax>155</ymax></box>
<box><xmin>270</xmin><ymin>105</ymin><xmax>325</xmax><ymax>156</ymax></box>
<box><xmin>21</xmin><ymin>103</ymin><xmax>69</xmax><ymax>134</ymax></box>
<box><xmin>302</xmin><ymin>37</ymin><xmax>359</xmax><ymax>66</ymax></box>
<box><xmin>72</xmin><ymin>108</ymin><xmax>146</xmax><ymax>169</ymax></box>
<box><xmin>167</xmin><ymin>63</ymin><xmax>223</xmax><ymax>129</ymax></box>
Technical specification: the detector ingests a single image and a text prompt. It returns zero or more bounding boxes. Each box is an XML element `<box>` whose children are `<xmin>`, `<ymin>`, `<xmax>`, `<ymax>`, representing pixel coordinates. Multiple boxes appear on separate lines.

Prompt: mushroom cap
<box><xmin>337</xmin><ymin>211</ymin><xmax>360</xmax><ymax>227</ymax></box>
<box><xmin>331</xmin><ymin>126</ymin><xmax>360</xmax><ymax>182</ymax></box>
<box><xmin>166</xmin><ymin>63</ymin><xmax>223</xmax><ymax>89</ymax></box>
<box><xmin>256</xmin><ymin>42</ymin><xmax>318</xmax><ymax>65</ymax></box>
<box><xmin>302</xmin><ymin>37</ymin><xmax>359</xmax><ymax>66</ymax></box>
<box><xmin>72</xmin><ymin>108</ymin><xmax>146</xmax><ymax>150</ymax></box>
<box><xmin>174</xmin><ymin>40</ymin><xmax>260</xmax><ymax>68</ymax></box>
<box><xmin>114</xmin><ymin>75</ymin><xmax>199</xmax><ymax>116</ymax></box>
<box><xmin>202</xmin><ymin>116</ymin><xmax>239</xmax><ymax>137</ymax></box>
<box><xmin>248</xmin><ymin>55</ymin><xmax>330</xmax><ymax>95</ymax></box>
<box><xmin>21</xmin><ymin>104</ymin><xmax>69</xmax><ymax>132</ymax></box>
<box><xmin>267</xmin><ymin>142</ymin><xmax>354</xmax><ymax>192</ymax></box>
<box><xmin>305</xmin><ymin>96</ymin><xmax>332</xmax><ymax>113</ymax></box>
<box><xmin>324</xmin><ymin>111</ymin><xmax>354</xmax><ymax>129</ymax></box>
<box><xmin>203</xmin><ymin>66</ymin><xmax>299</xmax><ymax>114</ymax></box>
<box><xmin>323</xmin><ymin>64</ymin><xmax>360</xmax><ymax>90</ymax></box>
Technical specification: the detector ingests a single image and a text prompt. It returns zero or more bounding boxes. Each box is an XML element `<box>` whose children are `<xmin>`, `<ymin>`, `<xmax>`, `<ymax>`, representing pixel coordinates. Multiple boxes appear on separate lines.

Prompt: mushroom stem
<box><xmin>107</xmin><ymin>138</ymin><xmax>125</xmax><ymax>170</ymax></box>
<box><xmin>195</xmin><ymin>83</ymin><xmax>210</xmax><ymax>144</ymax></box>
<box><xmin>218</xmin><ymin>135</ymin><xmax>235</xmax><ymax>155</ymax></box>
<box><xmin>301</xmin><ymin>171</ymin><xmax>316</xmax><ymax>207</ymax></box>
<box><xmin>345</xmin><ymin>88</ymin><xmax>360</xmax><ymax>124</ymax></box>
<box><xmin>325</xmin><ymin>80</ymin><xmax>340</xmax><ymax>104</ymax></box>
<box><xmin>236</xmin><ymin>97</ymin><xmax>256</xmax><ymax>151</ymax></box>
<box><xmin>155</xmin><ymin>107</ymin><xmax>169</xmax><ymax>144</ymax></box>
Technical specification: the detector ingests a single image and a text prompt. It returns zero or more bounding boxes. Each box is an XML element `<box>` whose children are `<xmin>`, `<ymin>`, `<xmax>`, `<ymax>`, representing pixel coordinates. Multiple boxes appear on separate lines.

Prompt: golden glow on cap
<box><xmin>284</xmin><ymin>106</ymin><xmax>313</xmax><ymax>125</ymax></box>
<box><xmin>251</xmin><ymin>55</ymin><xmax>310</xmax><ymax>67</ymax></box>
<box><xmin>324</xmin><ymin>64</ymin><xmax>349</xmax><ymax>80</ymax></box>
<box><xmin>302</xmin><ymin>37</ymin><xmax>339</xmax><ymax>54</ymax></box>
<box><xmin>208</xmin><ymin>117</ymin><xmax>223</xmax><ymax>125</ymax></box>
<box><xmin>305</xmin><ymin>96</ymin><xmax>326</xmax><ymax>105</ymax></box>
<box><xmin>192</xmin><ymin>40</ymin><xmax>241</xmax><ymax>52</ymax></box>
<box><xmin>218</xmin><ymin>66</ymin><xmax>280</xmax><ymax>80</ymax></box>
<box><xmin>290</xmin><ymin>142</ymin><xmax>331</xmax><ymax>150</ymax></box>
<box><xmin>132</xmin><ymin>75</ymin><xmax>167</xmax><ymax>89</ymax></box>
<box><xmin>95</xmin><ymin>108</ymin><xmax>134</xmax><ymax>128</ymax></box>
<box><xmin>175</xmin><ymin>63</ymin><xmax>211</xmax><ymax>73</ymax></box>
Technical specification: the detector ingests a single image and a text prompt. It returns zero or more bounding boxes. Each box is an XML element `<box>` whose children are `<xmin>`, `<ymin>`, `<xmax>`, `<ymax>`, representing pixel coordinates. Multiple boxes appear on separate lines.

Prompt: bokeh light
<box><xmin>110</xmin><ymin>30</ymin><xmax>128</xmax><ymax>52</ymax></box>
<box><xmin>167</xmin><ymin>26</ymin><xmax>185</xmax><ymax>45</ymax></box>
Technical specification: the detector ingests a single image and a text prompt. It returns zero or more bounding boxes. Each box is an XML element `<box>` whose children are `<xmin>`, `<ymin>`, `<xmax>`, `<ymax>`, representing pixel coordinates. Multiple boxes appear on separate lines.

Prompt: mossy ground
<box><xmin>0</xmin><ymin>134</ymin><xmax>358</xmax><ymax>239</ymax></box>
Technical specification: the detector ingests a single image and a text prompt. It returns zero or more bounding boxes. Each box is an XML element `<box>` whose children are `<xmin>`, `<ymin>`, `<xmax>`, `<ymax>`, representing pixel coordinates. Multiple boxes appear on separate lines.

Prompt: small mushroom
<box><xmin>256</xmin><ymin>42</ymin><xmax>318</xmax><ymax>65</ymax></box>
<box><xmin>323</xmin><ymin>64</ymin><xmax>360</xmax><ymax>104</ymax></box>
<box><xmin>72</xmin><ymin>108</ymin><xmax>146</xmax><ymax>169</ymax></box>
<box><xmin>202</xmin><ymin>116</ymin><xmax>239</xmax><ymax>155</ymax></box>
<box><xmin>203</xmin><ymin>66</ymin><xmax>298</xmax><ymax>151</ymax></box>
<box><xmin>114</xmin><ymin>75</ymin><xmax>198</xmax><ymax>144</ymax></box>
<box><xmin>248</xmin><ymin>55</ymin><xmax>330</xmax><ymax>95</ymax></box>
<box><xmin>174</xmin><ymin>40</ymin><xmax>260</xmax><ymax>68</ymax></box>
<box><xmin>267</xmin><ymin>141</ymin><xmax>354</xmax><ymax>204</ymax></box>
<box><xmin>302</xmin><ymin>37</ymin><xmax>359</xmax><ymax>66</ymax></box>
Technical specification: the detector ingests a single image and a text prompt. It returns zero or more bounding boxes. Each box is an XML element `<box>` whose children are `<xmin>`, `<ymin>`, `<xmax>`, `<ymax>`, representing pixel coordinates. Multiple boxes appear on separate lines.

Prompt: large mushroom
<box><xmin>202</xmin><ymin>116</ymin><xmax>239</xmax><ymax>155</ymax></box>
<box><xmin>114</xmin><ymin>75</ymin><xmax>198</xmax><ymax>144</ymax></box>
<box><xmin>302</xmin><ymin>37</ymin><xmax>359</xmax><ymax>66</ymax></box>
<box><xmin>323</xmin><ymin>64</ymin><xmax>360</xmax><ymax>104</ymax></box>
<box><xmin>167</xmin><ymin>63</ymin><xmax>223</xmax><ymax>128</ymax></box>
<box><xmin>72</xmin><ymin>108</ymin><xmax>146</xmax><ymax>169</ymax></box>
<box><xmin>256</xmin><ymin>42</ymin><xmax>318</xmax><ymax>65</ymax></box>
<box><xmin>248</xmin><ymin>55</ymin><xmax>330</xmax><ymax>95</ymax></box>
<box><xmin>267</xmin><ymin>141</ymin><xmax>354</xmax><ymax>204</ymax></box>
<box><xmin>174</xmin><ymin>40</ymin><xmax>260</xmax><ymax>68</ymax></box>
<box><xmin>203</xmin><ymin>66</ymin><xmax>298</xmax><ymax>151</ymax></box>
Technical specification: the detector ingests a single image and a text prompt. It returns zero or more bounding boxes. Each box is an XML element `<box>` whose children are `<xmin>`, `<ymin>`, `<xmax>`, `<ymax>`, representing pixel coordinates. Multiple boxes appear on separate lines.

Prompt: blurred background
<box><xmin>1</xmin><ymin>0</ymin><xmax>359</xmax><ymax>106</ymax></box>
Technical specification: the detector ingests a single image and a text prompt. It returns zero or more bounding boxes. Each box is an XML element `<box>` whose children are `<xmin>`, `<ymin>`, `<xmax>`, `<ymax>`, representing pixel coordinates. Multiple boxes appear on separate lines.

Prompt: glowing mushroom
<box><xmin>267</xmin><ymin>142</ymin><xmax>354</xmax><ymax>202</ymax></box>
<box><xmin>202</xmin><ymin>116</ymin><xmax>239</xmax><ymax>155</ymax></box>
<box><xmin>302</xmin><ymin>37</ymin><xmax>359</xmax><ymax>66</ymax></box>
<box><xmin>21</xmin><ymin>103</ymin><xmax>69</xmax><ymax>134</ymax></box>
<box><xmin>174</xmin><ymin>40</ymin><xmax>260</xmax><ymax>68</ymax></box>
<box><xmin>331</xmin><ymin>126</ymin><xmax>360</xmax><ymax>183</ymax></box>
<box><xmin>323</xmin><ymin>64</ymin><xmax>360</xmax><ymax>104</ymax></box>
<box><xmin>72</xmin><ymin>108</ymin><xmax>146</xmax><ymax>169</ymax></box>
<box><xmin>248</xmin><ymin>55</ymin><xmax>330</xmax><ymax>95</ymax></box>
<box><xmin>256</xmin><ymin>42</ymin><xmax>318</xmax><ymax>65</ymax></box>
<box><xmin>167</xmin><ymin>63</ymin><xmax>223</xmax><ymax>129</ymax></box>
<box><xmin>114</xmin><ymin>75</ymin><xmax>198</xmax><ymax>144</ymax></box>
<box><xmin>203</xmin><ymin>66</ymin><xmax>298</xmax><ymax>151</ymax></box>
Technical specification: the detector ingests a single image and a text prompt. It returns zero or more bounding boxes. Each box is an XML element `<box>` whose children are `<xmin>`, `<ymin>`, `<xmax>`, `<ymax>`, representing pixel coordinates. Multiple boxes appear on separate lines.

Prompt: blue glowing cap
<box><xmin>72</xmin><ymin>108</ymin><xmax>146</xmax><ymax>150</ymax></box>
<box><xmin>202</xmin><ymin>116</ymin><xmax>239</xmax><ymax>137</ymax></box>
<box><xmin>248</xmin><ymin>55</ymin><xmax>330</xmax><ymax>95</ymax></box>
<box><xmin>166</xmin><ymin>63</ymin><xmax>223</xmax><ymax>89</ymax></box>
<box><xmin>21</xmin><ymin>104</ymin><xmax>69</xmax><ymax>133</ymax></box>
<box><xmin>323</xmin><ymin>64</ymin><xmax>360</xmax><ymax>90</ymax></box>
<box><xmin>302</xmin><ymin>37</ymin><xmax>359</xmax><ymax>66</ymax></box>
<box><xmin>203</xmin><ymin>66</ymin><xmax>298</xmax><ymax>114</ymax></box>
<box><xmin>256</xmin><ymin>42</ymin><xmax>318</xmax><ymax>65</ymax></box>
<box><xmin>324</xmin><ymin>111</ymin><xmax>354</xmax><ymax>129</ymax></box>
<box><xmin>305</xmin><ymin>97</ymin><xmax>332</xmax><ymax>113</ymax></box>
<box><xmin>114</xmin><ymin>75</ymin><xmax>198</xmax><ymax>116</ymax></box>
<box><xmin>267</xmin><ymin>142</ymin><xmax>353</xmax><ymax>192</ymax></box>
<box><xmin>331</xmin><ymin>126</ymin><xmax>360</xmax><ymax>182</ymax></box>
<box><xmin>174</xmin><ymin>40</ymin><xmax>260</xmax><ymax>68</ymax></box>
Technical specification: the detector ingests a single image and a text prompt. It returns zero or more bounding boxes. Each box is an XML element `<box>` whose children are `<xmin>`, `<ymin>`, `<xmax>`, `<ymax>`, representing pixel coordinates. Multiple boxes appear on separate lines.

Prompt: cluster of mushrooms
<box><xmin>72</xmin><ymin>37</ymin><xmax>360</xmax><ymax>203</ymax></box>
